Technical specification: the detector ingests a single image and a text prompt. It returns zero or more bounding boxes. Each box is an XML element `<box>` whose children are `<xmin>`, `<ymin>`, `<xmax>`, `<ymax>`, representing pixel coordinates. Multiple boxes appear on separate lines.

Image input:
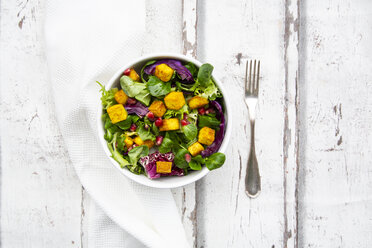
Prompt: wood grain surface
<box><xmin>1</xmin><ymin>0</ymin><xmax>372</xmax><ymax>247</ymax></box>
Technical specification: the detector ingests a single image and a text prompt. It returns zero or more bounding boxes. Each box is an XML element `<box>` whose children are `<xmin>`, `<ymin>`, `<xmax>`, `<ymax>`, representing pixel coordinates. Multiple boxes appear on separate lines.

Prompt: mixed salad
<box><xmin>98</xmin><ymin>59</ymin><xmax>226</xmax><ymax>179</ymax></box>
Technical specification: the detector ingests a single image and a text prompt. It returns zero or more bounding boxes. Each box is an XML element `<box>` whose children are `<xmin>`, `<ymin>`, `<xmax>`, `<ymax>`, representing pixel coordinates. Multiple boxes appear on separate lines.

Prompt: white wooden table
<box><xmin>1</xmin><ymin>0</ymin><xmax>372</xmax><ymax>247</ymax></box>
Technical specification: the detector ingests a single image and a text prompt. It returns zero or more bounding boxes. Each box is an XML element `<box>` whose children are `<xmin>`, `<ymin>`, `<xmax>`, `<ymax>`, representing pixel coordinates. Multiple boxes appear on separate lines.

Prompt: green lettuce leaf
<box><xmin>183</xmin><ymin>123</ymin><xmax>198</xmax><ymax>141</ymax></box>
<box><xmin>205</xmin><ymin>152</ymin><xmax>226</xmax><ymax>170</ymax></box>
<box><xmin>147</xmin><ymin>76</ymin><xmax>171</xmax><ymax>97</ymax></box>
<box><xmin>120</xmin><ymin>76</ymin><xmax>151</xmax><ymax>105</ymax></box>
<box><xmin>128</xmin><ymin>145</ymin><xmax>149</xmax><ymax>166</ymax></box>
<box><xmin>137</xmin><ymin>125</ymin><xmax>156</xmax><ymax>141</ymax></box>
<box><xmin>97</xmin><ymin>81</ymin><xmax>118</xmax><ymax>109</ymax></box>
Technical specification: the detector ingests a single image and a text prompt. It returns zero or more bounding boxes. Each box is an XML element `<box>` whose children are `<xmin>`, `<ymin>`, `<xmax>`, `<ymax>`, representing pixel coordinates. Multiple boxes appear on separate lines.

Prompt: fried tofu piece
<box><xmin>198</xmin><ymin>127</ymin><xmax>215</xmax><ymax>146</ymax></box>
<box><xmin>148</xmin><ymin>100</ymin><xmax>167</xmax><ymax>117</ymax></box>
<box><xmin>188</xmin><ymin>96</ymin><xmax>209</xmax><ymax>109</ymax></box>
<box><xmin>133</xmin><ymin>136</ymin><xmax>154</xmax><ymax>148</ymax></box>
<box><xmin>114</xmin><ymin>90</ymin><xmax>128</xmax><ymax>105</ymax></box>
<box><xmin>156</xmin><ymin>161</ymin><xmax>172</xmax><ymax>174</ymax></box>
<box><xmin>143</xmin><ymin>140</ymin><xmax>155</xmax><ymax>148</ymax></box>
<box><xmin>124</xmin><ymin>136</ymin><xmax>134</xmax><ymax>148</ymax></box>
<box><xmin>164</xmin><ymin>92</ymin><xmax>186</xmax><ymax>110</ymax></box>
<box><xmin>133</xmin><ymin>136</ymin><xmax>144</xmax><ymax>146</ymax></box>
<box><xmin>159</xmin><ymin>118</ymin><xmax>180</xmax><ymax>131</ymax></box>
<box><xmin>107</xmin><ymin>104</ymin><xmax>127</xmax><ymax>124</ymax></box>
<box><xmin>154</xmin><ymin>63</ymin><xmax>174</xmax><ymax>82</ymax></box>
<box><xmin>188</xmin><ymin>142</ymin><xmax>204</xmax><ymax>156</ymax></box>
<box><xmin>129</xmin><ymin>69</ymin><xmax>140</xmax><ymax>82</ymax></box>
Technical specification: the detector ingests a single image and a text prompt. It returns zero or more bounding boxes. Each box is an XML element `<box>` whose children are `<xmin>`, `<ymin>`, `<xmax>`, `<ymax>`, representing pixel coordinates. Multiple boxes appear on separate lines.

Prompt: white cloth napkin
<box><xmin>44</xmin><ymin>1</ymin><xmax>190</xmax><ymax>247</ymax></box>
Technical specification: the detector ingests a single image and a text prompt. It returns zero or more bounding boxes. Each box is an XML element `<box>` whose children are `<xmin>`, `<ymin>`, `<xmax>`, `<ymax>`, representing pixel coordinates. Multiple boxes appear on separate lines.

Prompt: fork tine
<box><xmin>256</xmin><ymin>60</ymin><xmax>260</xmax><ymax>95</ymax></box>
<box><xmin>252</xmin><ymin>60</ymin><xmax>256</xmax><ymax>93</ymax></box>
<box><xmin>248</xmin><ymin>60</ymin><xmax>252</xmax><ymax>93</ymax></box>
<box><xmin>245</xmin><ymin>60</ymin><xmax>249</xmax><ymax>93</ymax></box>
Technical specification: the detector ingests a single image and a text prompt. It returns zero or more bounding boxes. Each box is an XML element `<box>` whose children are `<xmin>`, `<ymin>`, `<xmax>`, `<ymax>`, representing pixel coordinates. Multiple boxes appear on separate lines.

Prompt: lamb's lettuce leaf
<box><xmin>128</xmin><ymin>145</ymin><xmax>149</xmax><ymax>166</ymax></box>
<box><xmin>197</xmin><ymin>63</ymin><xmax>213</xmax><ymax>87</ymax></box>
<box><xmin>198</xmin><ymin>115</ymin><xmax>220</xmax><ymax>129</ymax></box>
<box><xmin>205</xmin><ymin>152</ymin><xmax>226</xmax><ymax>170</ymax></box>
<box><xmin>147</xmin><ymin>76</ymin><xmax>171</xmax><ymax>97</ymax></box>
<box><xmin>135</xmin><ymin>89</ymin><xmax>151</xmax><ymax>106</ymax></box>
<box><xmin>193</xmin><ymin>64</ymin><xmax>222</xmax><ymax>100</ymax></box>
<box><xmin>174</xmin><ymin>148</ymin><xmax>190</xmax><ymax>169</ymax></box>
<box><xmin>116</xmin><ymin>115</ymin><xmax>134</xmax><ymax>130</ymax></box>
<box><xmin>137</xmin><ymin>125</ymin><xmax>156</xmax><ymax>142</ymax></box>
<box><xmin>120</xmin><ymin>76</ymin><xmax>151</xmax><ymax>106</ymax></box>
<box><xmin>159</xmin><ymin>132</ymin><xmax>176</xmax><ymax>153</ymax></box>
<box><xmin>183</xmin><ymin>124</ymin><xmax>198</xmax><ymax>141</ymax></box>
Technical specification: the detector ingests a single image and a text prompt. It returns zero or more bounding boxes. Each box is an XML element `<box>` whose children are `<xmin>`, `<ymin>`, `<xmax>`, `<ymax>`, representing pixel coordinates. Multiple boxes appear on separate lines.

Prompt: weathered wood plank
<box><xmin>0</xmin><ymin>0</ymin><xmax>82</xmax><ymax>247</ymax></box>
<box><xmin>182</xmin><ymin>0</ymin><xmax>198</xmax><ymax>58</ymax></box>
<box><xmin>195</xmin><ymin>0</ymin><xmax>298</xmax><ymax>247</ymax></box>
<box><xmin>298</xmin><ymin>0</ymin><xmax>372</xmax><ymax>247</ymax></box>
<box><xmin>283</xmin><ymin>0</ymin><xmax>300</xmax><ymax>247</ymax></box>
<box><xmin>143</xmin><ymin>0</ymin><xmax>198</xmax><ymax>245</ymax></box>
<box><xmin>179</xmin><ymin>0</ymin><xmax>198</xmax><ymax>247</ymax></box>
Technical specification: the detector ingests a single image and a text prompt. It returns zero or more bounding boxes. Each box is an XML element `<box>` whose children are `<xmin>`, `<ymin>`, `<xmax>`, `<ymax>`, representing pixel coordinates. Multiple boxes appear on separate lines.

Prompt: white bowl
<box><xmin>97</xmin><ymin>53</ymin><xmax>232</xmax><ymax>188</ymax></box>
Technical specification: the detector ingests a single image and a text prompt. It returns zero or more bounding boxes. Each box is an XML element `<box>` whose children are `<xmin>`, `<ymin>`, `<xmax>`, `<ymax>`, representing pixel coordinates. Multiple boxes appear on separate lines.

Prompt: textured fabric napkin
<box><xmin>44</xmin><ymin>1</ymin><xmax>189</xmax><ymax>247</ymax></box>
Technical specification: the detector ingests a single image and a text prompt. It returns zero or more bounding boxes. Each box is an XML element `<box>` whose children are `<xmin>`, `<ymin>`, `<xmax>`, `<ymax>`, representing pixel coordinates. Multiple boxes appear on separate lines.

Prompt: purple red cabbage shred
<box><xmin>125</xmin><ymin>101</ymin><xmax>149</xmax><ymax>118</ymax></box>
<box><xmin>201</xmin><ymin>101</ymin><xmax>225</xmax><ymax>158</ymax></box>
<box><xmin>143</xmin><ymin>59</ymin><xmax>194</xmax><ymax>82</ymax></box>
<box><xmin>139</xmin><ymin>151</ymin><xmax>184</xmax><ymax>179</ymax></box>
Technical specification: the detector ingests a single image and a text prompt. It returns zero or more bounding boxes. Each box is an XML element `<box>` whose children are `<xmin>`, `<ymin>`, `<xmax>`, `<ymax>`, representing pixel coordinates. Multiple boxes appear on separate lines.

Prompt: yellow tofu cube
<box><xmin>154</xmin><ymin>64</ymin><xmax>174</xmax><ymax>82</ymax></box>
<box><xmin>198</xmin><ymin>127</ymin><xmax>215</xmax><ymax>146</ymax></box>
<box><xmin>188</xmin><ymin>142</ymin><xmax>204</xmax><ymax>156</ymax></box>
<box><xmin>134</xmin><ymin>136</ymin><xmax>154</xmax><ymax>148</ymax></box>
<box><xmin>107</xmin><ymin>104</ymin><xmax>127</xmax><ymax>124</ymax></box>
<box><xmin>124</xmin><ymin>136</ymin><xmax>134</xmax><ymax>148</ymax></box>
<box><xmin>148</xmin><ymin>100</ymin><xmax>167</xmax><ymax>117</ymax></box>
<box><xmin>114</xmin><ymin>90</ymin><xmax>128</xmax><ymax>105</ymax></box>
<box><xmin>143</xmin><ymin>140</ymin><xmax>155</xmax><ymax>149</ymax></box>
<box><xmin>156</xmin><ymin>161</ymin><xmax>172</xmax><ymax>174</ymax></box>
<box><xmin>133</xmin><ymin>136</ymin><xmax>144</xmax><ymax>146</ymax></box>
<box><xmin>129</xmin><ymin>69</ymin><xmax>140</xmax><ymax>82</ymax></box>
<box><xmin>164</xmin><ymin>92</ymin><xmax>186</xmax><ymax>110</ymax></box>
<box><xmin>188</xmin><ymin>96</ymin><xmax>209</xmax><ymax>109</ymax></box>
<box><xmin>159</xmin><ymin>118</ymin><xmax>180</xmax><ymax>131</ymax></box>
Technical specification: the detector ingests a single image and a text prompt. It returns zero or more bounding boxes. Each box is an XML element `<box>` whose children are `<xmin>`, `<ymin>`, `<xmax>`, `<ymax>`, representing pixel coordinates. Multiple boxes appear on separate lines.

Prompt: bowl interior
<box><xmin>97</xmin><ymin>53</ymin><xmax>231</xmax><ymax>188</ymax></box>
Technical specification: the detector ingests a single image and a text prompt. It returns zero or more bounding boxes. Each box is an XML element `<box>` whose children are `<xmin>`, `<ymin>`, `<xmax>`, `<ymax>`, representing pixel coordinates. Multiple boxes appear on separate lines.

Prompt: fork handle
<box><xmin>245</xmin><ymin>120</ymin><xmax>261</xmax><ymax>198</ymax></box>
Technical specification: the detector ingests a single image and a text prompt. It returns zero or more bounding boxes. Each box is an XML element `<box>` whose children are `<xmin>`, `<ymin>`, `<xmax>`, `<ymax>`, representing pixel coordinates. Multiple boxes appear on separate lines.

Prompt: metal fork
<box><xmin>244</xmin><ymin>60</ymin><xmax>261</xmax><ymax>198</ymax></box>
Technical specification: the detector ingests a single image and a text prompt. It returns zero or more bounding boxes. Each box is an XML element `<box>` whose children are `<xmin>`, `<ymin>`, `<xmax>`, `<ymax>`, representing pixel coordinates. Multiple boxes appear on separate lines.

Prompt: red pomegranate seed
<box><xmin>155</xmin><ymin>117</ymin><xmax>163</xmax><ymax>127</ymax></box>
<box><xmin>123</xmin><ymin>68</ymin><xmax>131</xmax><ymax>76</ymax></box>
<box><xmin>156</xmin><ymin>136</ymin><xmax>163</xmax><ymax>146</ymax></box>
<box><xmin>130</xmin><ymin>124</ymin><xmax>137</xmax><ymax>131</ymax></box>
<box><xmin>185</xmin><ymin>154</ymin><xmax>191</xmax><ymax>163</ymax></box>
<box><xmin>146</xmin><ymin>112</ymin><xmax>155</xmax><ymax>121</ymax></box>
<box><xmin>127</xmin><ymin>98</ymin><xmax>137</xmax><ymax>105</ymax></box>
<box><xmin>181</xmin><ymin>119</ymin><xmax>188</xmax><ymax>126</ymax></box>
<box><xmin>198</xmin><ymin>108</ymin><xmax>206</xmax><ymax>115</ymax></box>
